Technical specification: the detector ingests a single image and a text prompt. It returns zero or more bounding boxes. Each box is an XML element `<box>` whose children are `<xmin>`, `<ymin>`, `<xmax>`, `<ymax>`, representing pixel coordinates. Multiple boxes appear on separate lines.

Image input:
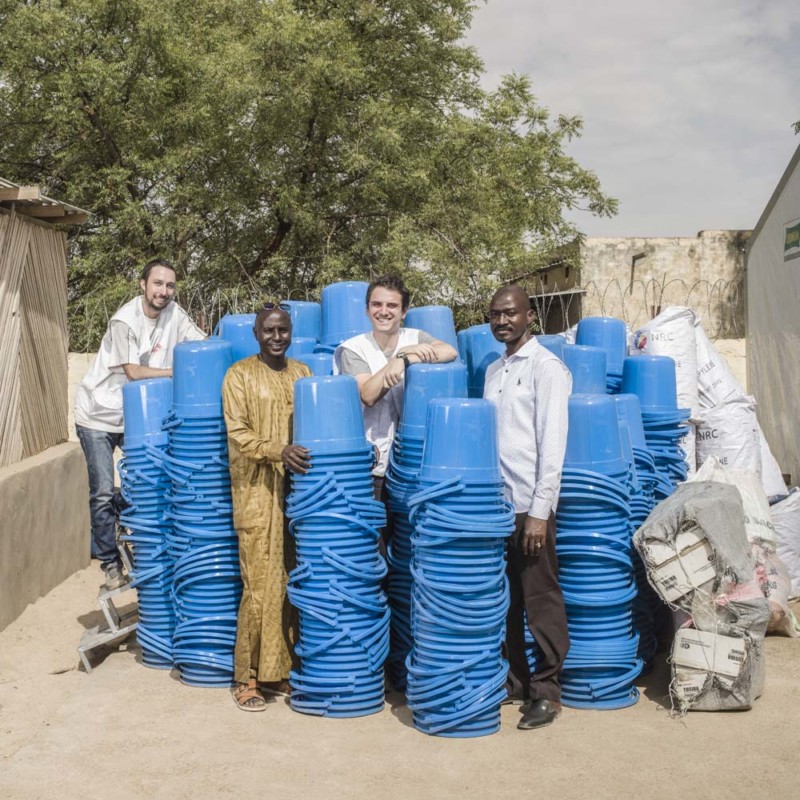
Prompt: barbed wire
<box><xmin>531</xmin><ymin>276</ymin><xmax>743</xmax><ymax>339</ymax></box>
<box><xmin>68</xmin><ymin>275</ymin><xmax>745</xmax><ymax>352</ymax></box>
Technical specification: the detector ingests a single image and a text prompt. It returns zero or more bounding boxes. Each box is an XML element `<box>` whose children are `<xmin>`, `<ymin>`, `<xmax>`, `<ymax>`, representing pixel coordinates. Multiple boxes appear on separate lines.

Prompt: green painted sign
<box><xmin>785</xmin><ymin>218</ymin><xmax>800</xmax><ymax>261</ymax></box>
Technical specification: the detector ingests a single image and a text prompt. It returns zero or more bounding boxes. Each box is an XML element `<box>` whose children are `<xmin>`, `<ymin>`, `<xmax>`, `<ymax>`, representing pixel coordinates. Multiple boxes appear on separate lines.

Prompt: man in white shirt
<box><xmin>337</xmin><ymin>274</ymin><xmax>458</xmax><ymax>501</ymax></box>
<box><xmin>75</xmin><ymin>259</ymin><xmax>205</xmax><ymax>589</ymax></box>
<box><xmin>484</xmin><ymin>284</ymin><xmax>571</xmax><ymax>730</ymax></box>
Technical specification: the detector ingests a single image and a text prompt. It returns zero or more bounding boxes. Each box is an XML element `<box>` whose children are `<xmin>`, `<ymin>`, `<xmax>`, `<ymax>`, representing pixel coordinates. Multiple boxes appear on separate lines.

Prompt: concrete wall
<box><xmin>0</xmin><ymin>443</ymin><xmax>90</xmax><ymax>631</ymax></box>
<box><xmin>579</xmin><ymin>230</ymin><xmax>750</xmax><ymax>338</ymax></box>
<box><xmin>747</xmin><ymin>149</ymin><xmax>800</xmax><ymax>484</ymax></box>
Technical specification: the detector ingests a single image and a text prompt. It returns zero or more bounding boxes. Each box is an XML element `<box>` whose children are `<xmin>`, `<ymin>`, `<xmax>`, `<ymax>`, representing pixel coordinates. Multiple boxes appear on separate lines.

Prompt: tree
<box><xmin>0</xmin><ymin>0</ymin><xmax>617</xmax><ymax>348</ymax></box>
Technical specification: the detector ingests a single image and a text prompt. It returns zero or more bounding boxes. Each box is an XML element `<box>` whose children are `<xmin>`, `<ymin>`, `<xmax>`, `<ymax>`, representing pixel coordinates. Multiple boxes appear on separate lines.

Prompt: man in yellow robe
<box><xmin>222</xmin><ymin>305</ymin><xmax>312</xmax><ymax>711</ymax></box>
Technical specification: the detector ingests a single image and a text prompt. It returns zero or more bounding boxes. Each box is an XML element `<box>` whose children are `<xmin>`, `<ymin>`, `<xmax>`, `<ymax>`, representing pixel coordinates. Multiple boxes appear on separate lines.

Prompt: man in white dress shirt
<box><xmin>484</xmin><ymin>284</ymin><xmax>571</xmax><ymax>730</ymax></box>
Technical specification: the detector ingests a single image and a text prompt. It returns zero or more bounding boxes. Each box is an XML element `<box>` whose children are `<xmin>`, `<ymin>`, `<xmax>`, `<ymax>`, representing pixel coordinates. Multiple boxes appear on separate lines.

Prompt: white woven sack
<box><xmin>694</xmin><ymin>324</ymin><xmax>744</xmax><ymax>410</ymax></box>
<box><xmin>771</xmin><ymin>490</ymin><xmax>800</xmax><ymax>598</ymax></box>
<box><xmin>690</xmin><ymin>457</ymin><xmax>777</xmax><ymax>547</ymax></box>
<box><xmin>759</xmin><ymin>428</ymin><xmax>787</xmax><ymax>500</ymax></box>
<box><xmin>634</xmin><ymin>306</ymin><xmax>699</xmax><ymax>417</ymax></box>
<box><xmin>696</xmin><ymin>396</ymin><xmax>761</xmax><ymax>475</ymax></box>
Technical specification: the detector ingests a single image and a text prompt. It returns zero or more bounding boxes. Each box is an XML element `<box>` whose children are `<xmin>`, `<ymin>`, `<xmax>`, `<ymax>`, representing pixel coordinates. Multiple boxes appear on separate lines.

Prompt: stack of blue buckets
<box><xmin>286</xmin><ymin>375</ymin><xmax>389</xmax><ymax>717</ymax></box>
<box><xmin>621</xmin><ymin>355</ymin><xmax>689</xmax><ymax>499</ymax></box>
<box><xmin>161</xmin><ymin>339</ymin><xmax>242</xmax><ymax>687</ymax></box>
<box><xmin>459</xmin><ymin>324</ymin><xmax>503</xmax><ymax>397</ymax></box>
<box><xmin>614</xmin><ymin>394</ymin><xmax>662</xmax><ymax>665</ymax></box>
<box><xmin>405</xmin><ymin>399</ymin><xmax>515</xmax><ymax>737</ymax></box>
<box><xmin>384</xmin><ymin>362</ymin><xmax>468</xmax><ymax>689</ymax></box>
<box><xmin>556</xmin><ymin>394</ymin><xmax>642</xmax><ymax>709</ymax></box>
<box><xmin>119</xmin><ymin>378</ymin><xmax>175</xmax><ymax>669</ymax></box>
<box><xmin>576</xmin><ymin>317</ymin><xmax>627</xmax><ymax>393</ymax></box>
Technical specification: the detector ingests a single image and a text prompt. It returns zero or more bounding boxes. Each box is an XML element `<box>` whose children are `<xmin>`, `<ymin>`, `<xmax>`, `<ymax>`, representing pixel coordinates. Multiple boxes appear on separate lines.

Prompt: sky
<box><xmin>466</xmin><ymin>0</ymin><xmax>800</xmax><ymax>237</ymax></box>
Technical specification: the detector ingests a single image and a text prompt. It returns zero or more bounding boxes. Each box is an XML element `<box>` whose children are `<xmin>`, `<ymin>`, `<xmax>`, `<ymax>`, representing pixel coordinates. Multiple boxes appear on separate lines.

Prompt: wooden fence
<box><xmin>0</xmin><ymin>209</ymin><xmax>69</xmax><ymax>467</ymax></box>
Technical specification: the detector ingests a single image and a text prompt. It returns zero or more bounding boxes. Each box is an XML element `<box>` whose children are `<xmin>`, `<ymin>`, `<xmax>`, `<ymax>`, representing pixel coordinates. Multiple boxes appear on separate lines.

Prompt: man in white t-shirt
<box><xmin>336</xmin><ymin>274</ymin><xmax>458</xmax><ymax>500</ymax></box>
<box><xmin>75</xmin><ymin>259</ymin><xmax>205</xmax><ymax>589</ymax></box>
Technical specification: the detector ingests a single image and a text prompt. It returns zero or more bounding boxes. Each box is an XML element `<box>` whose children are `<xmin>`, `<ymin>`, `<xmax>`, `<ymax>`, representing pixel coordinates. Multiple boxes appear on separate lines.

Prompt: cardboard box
<box><xmin>641</xmin><ymin>526</ymin><xmax>717</xmax><ymax>603</ymax></box>
<box><xmin>671</xmin><ymin>628</ymin><xmax>747</xmax><ymax>679</ymax></box>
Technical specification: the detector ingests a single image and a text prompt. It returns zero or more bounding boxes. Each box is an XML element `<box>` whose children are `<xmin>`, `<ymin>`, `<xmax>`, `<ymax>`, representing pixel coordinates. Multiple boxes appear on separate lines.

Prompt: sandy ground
<box><xmin>1</xmin><ymin>564</ymin><xmax>798</xmax><ymax>800</ymax></box>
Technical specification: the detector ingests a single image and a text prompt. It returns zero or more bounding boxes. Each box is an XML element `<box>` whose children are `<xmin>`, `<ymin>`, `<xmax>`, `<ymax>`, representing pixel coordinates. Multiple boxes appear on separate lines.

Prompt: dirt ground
<box><xmin>1</xmin><ymin>563</ymin><xmax>797</xmax><ymax>800</ymax></box>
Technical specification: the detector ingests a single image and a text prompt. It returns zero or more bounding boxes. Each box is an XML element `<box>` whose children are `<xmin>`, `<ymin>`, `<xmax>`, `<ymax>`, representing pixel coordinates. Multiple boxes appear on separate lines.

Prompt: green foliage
<box><xmin>0</xmin><ymin>0</ymin><xmax>617</xmax><ymax>347</ymax></box>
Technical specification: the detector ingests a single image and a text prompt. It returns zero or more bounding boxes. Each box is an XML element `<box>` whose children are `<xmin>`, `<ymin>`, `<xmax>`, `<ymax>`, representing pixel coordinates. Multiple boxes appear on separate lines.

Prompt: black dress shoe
<box><xmin>517</xmin><ymin>698</ymin><xmax>562</xmax><ymax>730</ymax></box>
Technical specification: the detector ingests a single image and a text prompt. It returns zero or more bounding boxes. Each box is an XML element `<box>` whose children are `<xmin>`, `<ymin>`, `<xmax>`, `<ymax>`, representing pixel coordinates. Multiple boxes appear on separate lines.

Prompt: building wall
<box><xmin>747</xmin><ymin>157</ymin><xmax>800</xmax><ymax>484</ymax></box>
<box><xmin>578</xmin><ymin>230</ymin><xmax>749</xmax><ymax>338</ymax></box>
<box><xmin>0</xmin><ymin>443</ymin><xmax>90</xmax><ymax>631</ymax></box>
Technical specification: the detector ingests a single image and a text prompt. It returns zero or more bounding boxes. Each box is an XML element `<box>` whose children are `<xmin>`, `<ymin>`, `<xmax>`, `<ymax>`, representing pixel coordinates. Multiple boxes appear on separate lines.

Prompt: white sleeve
<box><xmin>175</xmin><ymin>307</ymin><xmax>206</xmax><ymax>341</ymax></box>
<box><xmin>107</xmin><ymin>320</ymin><xmax>140</xmax><ymax>371</ymax></box>
<box><xmin>529</xmin><ymin>359</ymin><xmax>572</xmax><ymax>520</ymax></box>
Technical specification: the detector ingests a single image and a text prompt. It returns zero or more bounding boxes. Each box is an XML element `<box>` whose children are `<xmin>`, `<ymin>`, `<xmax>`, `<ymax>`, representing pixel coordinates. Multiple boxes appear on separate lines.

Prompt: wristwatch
<box><xmin>396</xmin><ymin>352</ymin><xmax>411</xmax><ymax>370</ymax></box>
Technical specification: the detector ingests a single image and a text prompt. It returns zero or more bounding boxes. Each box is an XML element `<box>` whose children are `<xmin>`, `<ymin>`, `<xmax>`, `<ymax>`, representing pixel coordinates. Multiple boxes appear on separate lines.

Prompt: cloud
<box><xmin>467</xmin><ymin>0</ymin><xmax>800</xmax><ymax>235</ymax></box>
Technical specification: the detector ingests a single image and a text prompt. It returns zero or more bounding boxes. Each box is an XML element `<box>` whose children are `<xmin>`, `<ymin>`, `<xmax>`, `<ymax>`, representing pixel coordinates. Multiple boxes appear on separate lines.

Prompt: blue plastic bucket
<box><xmin>296</xmin><ymin>352</ymin><xmax>334</xmax><ymax>376</ymax></box>
<box><xmin>293</xmin><ymin>375</ymin><xmax>367</xmax><ymax>453</ymax></box>
<box><xmin>281</xmin><ymin>300</ymin><xmax>322</xmax><ymax>341</ymax></box>
<box><xmin>172</xmin><ymin>339</ymin><xmax>234</xmax><ymax>418</ymax></box>
<box><xmin>621</xmin><ymin>355</ymin><xmax>678</xmax><ymax>413</ymax></box>
<box><xmin>399</xmin><ymin>362</ymin><xmax>469</xmax><ymax>437</ymax></box>
<box><xmin>564</xmin><ymin>394</ymin><xmax>627</xmax><ymax>475</ymax></box>
<box><xmin>215</xmin><ymin>314</ymin><xmax>258</xmax><ymax>363</ymax></box>
<box><xmin>562</xmin><ymin>344</ymin><xmax>607</xmax><ymax>395</ymax></box>
<box><xmin>419</xmin><ymin>399</ymin><xmax>501</xmax><ymax>482</ymax></box>
<box><xmin>319</xmin><ymin>281</ymin><xmax>371</xmax><ymax>346</ymax></box>
<box><xmin>576</xmin><ymin>317</ymin><xmax>627</xmax><ymax>375</ymax></box>
<box><xmin>536</xmin><ymin>335</ymin><xmax>565</xmax><ymax>360</ymax></box>
<box><xmin>123</xmin><ymin>378</ymin><xmax>173</xmax><ymax>449</ymax></box>
<box><xmin>404</xmin><ymin>306</ymin><xmax>458</xmax><ymax>350</ymax></box>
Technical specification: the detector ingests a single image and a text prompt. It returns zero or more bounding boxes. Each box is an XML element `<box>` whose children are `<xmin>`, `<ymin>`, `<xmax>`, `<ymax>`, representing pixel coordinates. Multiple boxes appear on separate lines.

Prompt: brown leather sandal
<box><xmin>232</xmin><ymin>679</ymin><xmax>267</xmax><ymax>712</ymax></box>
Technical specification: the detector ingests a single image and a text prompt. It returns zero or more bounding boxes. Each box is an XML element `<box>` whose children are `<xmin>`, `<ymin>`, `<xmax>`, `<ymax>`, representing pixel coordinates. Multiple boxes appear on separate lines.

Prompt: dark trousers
<box><xmin>505</xmin><ymin>512</ymin><xmax>570</xmax><ymax>703</ymax></box>
<box><xmin>372</xmin><ymin>475</ymin><xmax>393</xmax><ymax>556</ymax></box>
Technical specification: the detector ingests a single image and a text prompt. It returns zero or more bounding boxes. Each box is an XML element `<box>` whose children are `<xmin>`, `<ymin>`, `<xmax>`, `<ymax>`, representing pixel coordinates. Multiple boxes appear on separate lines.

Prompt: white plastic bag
<box><xmin>771</xmin><ymin>490</ymin><xmax>800</xmax><ymax>598</ymax></box>
<box><xmin>695</xmin><ymin>396</ymin><xmax>761</xmax><ymax>474</ymax></box>
<box><xmin>690</xmin><ymin>457</ymin><xmax>777</xmax><ymax>547</ymax></box>
<box><xmin>751</xmin><ymin>541</ymin><xmax>800</xmax><ymax>636</ymax></box>
<box><xmin>634</xmin><ymin>307</ymin><xmax>699</xmax><ymax>417</ymax></box>
<box><xmin>694</xmin><ymin>324</ymin><xmax>744</xmax><ymax>409</ymax></box>
<box><xmin>681</xmin><ymin>421</ymin><xmax>697</xmax><ymax>477</ymax></box>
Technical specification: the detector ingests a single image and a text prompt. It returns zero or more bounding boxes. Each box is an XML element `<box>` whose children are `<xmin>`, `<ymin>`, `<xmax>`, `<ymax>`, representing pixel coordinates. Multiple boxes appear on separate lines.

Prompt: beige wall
<box><xmin>579</xmin><ymin>230</ymin><xmax>749</xmax><ymax>339</ymax></box>
<box><xmin>0</xmin><ymin>443</ymin><xmax>90</xmax><ymax>631</ymax></box>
